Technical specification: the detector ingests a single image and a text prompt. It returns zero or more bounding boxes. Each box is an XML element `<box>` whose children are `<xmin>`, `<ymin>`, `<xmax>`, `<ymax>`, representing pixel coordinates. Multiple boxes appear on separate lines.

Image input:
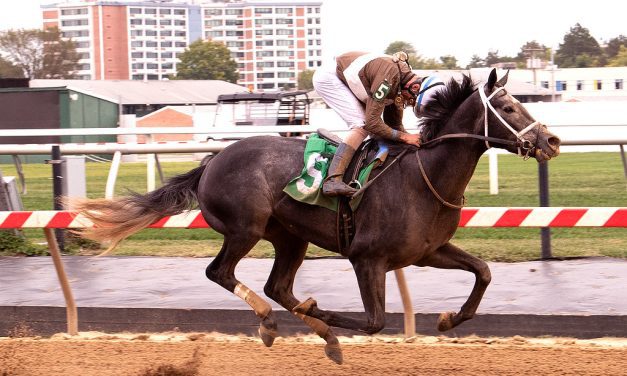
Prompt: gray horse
<box><xmin>73</xmin><ymin>69</ymin><xmax>561</xmax><ymax>364</ymax></box>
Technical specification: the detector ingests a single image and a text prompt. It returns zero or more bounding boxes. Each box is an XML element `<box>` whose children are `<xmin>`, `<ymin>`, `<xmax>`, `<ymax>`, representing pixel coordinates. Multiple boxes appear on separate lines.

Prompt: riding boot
<box><xmin>323</xmin><ymin>143</ymin><xmax>358</xmax><ymax>197</ymax></box>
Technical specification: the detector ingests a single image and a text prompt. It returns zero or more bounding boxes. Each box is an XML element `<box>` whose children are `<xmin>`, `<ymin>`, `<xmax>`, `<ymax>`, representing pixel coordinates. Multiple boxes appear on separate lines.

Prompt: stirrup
<box><xmin>323</xmin><ymin>179</ymin><xmax>358</xmax><ymax>197</ymax></box>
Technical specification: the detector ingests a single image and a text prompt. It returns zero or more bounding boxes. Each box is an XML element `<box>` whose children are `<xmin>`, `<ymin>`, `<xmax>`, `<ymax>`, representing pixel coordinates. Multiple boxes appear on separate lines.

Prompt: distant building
<box><xmin>41</xmin><ymin>0</ymin><xmax>323</xmax><ymax>91</ymax></box>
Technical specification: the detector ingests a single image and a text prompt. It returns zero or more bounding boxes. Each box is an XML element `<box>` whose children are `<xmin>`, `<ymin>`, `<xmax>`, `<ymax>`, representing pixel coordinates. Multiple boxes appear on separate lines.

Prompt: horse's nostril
<box><xmin>548</xmin><ymin>136</ymin><xmax>561</xmax><ymax>148</ymax></box>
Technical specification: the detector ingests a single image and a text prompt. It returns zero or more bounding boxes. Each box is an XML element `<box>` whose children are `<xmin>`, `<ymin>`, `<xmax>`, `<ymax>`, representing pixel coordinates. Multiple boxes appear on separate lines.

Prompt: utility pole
<box><xmin>524</xmin><ymin>47</ymin><xmax>544</xmax><ymax>86</ymax></box>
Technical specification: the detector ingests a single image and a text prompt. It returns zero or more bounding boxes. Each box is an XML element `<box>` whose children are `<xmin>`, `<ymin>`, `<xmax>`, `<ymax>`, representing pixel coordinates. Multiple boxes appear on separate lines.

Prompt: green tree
<box><xmin>297</xmin><ymin>69</ymin><xmax>314</xmax><ymax>90</ymax></box>
<box><xmin>0</xmin><ymin>27</ymin><xmax>78</xmax><ymax>78</ymax></box>
<box><xmin>607</xmin><ymin>45</ymin><xmax>627</xmax><ymax>67</ymax></box>
<box><xmin>439</xmin><ymin>55</ymin><xmax>459</xmax><ymax>69</ymax></box>
<box><xmin>555</xmin><ymin>23</ymin><xmax>603</xmax><ymax>67</ymax></box>
<box><xmin>0</xmin><ymin>56</ymin><xmax>24</xmax><ymax>77</ymax></box>
<box><xmin>466</xmin><ymin>54</ymin><xmax>486</xmax><ymax>69</ymax></box>
<box><xmin>516</xmin><ymin>40</ymin><xmax>551</xmax><ymax>66</ymax></box>
<box><xmin>175</xmin><ymin>39</ymin><xmax>238</xmax><ymax>82</ymax></box>
<box><xmin>384</xmin><ymin>41</ymin><xmax>417</xmax><ymax>56</ymax></box>
<box><xmin>604</xmin><ymin>35</ymin><xmax>627</xmax><ymax>60</ymax></box>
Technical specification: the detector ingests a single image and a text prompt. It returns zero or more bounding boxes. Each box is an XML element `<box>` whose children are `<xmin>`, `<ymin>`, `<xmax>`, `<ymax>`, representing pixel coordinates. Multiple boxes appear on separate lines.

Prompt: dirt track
<box><xmin>1</xmin><ymin>332</ymin><xmax>626</xmax><ymax>376</ymax></box>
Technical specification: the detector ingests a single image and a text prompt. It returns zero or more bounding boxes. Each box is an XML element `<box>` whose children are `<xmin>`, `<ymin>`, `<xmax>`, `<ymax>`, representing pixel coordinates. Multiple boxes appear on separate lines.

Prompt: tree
<box><xmin>466</xmin><ymin>54</ymin><xmax>486</xmax><ymax>69</ymax></box>
<box><xmin>175</xmin><ymin>39</ymin><xmax>238</xmax><ymax>82</ymax></box>
<box><xmin>0</xmin><ymin>27</ymin><xmax>78</xmax><ymax>78</ymax></box>
<box><xmin>516</xmin><ymin>40</ymin><xmax>550</xmax><ymax>66</ymax></box>
<box><xmin>384</xmin><ymin>41</ymin><xmax>417</xmax><ymax>56</ymax></box>
<box><xmin>0</xmin><ymin>56</ymin><xmax>23</xmax><ymax>78</ymax></box>
<box><xmin>555</xmin><ymin>23</ymin><xmax>603</xmax><ymax>67</ymax></box>
<box><xmin>604</xmin><ymin>35</ymin><xmax>627</xmax><ymax>60</ymax></box>
<box><xmin>439</xmin><ymin>55</ymin><xmax>459</xmax><ymax>69</ymax></box>
<box><xmin>297</xmin><ymin>69</ymin><xmax>314</xmax><ymax>91</ymax></box>
<box><xmin>607</xmin><ymin>45</ymin><xmax>627</xmax><ymax>67</ymax></box>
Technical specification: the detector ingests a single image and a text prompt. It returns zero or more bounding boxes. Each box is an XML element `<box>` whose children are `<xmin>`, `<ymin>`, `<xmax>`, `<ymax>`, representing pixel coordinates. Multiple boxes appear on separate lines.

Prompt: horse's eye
<box><xmin>503</xmin><ymin>106</ymin><xmax>514</xmax><ymax>114</ymax></box>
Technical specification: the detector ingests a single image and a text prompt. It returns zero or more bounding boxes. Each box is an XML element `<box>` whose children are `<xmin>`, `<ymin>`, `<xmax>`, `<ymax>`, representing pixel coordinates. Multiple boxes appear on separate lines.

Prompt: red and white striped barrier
<box><xmin>1</xmin><ymin>208</ymin><xmax>626</xmax><ymax>229</ymax></box>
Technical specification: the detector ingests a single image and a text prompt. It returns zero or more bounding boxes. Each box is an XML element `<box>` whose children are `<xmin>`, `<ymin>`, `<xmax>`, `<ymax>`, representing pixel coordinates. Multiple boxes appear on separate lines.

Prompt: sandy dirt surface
<box><xmin>1</xmin><ymin>332</ymin><xmax>626</xmax><ymax>376</ymax></box>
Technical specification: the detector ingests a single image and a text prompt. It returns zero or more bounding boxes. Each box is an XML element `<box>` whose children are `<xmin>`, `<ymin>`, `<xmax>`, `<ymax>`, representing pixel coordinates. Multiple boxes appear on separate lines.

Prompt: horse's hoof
<box><xmin>437</xmin><ymin>311</ymin><xmax>456</xmax><ymax>332</ymax></box>
<box><xmin>259</xmin><ymin>322</ymin><xmax>278</xmax><ymax>347</ymax></box>
<box><xmin>293</xmin><ymin>297</ymin><xmax>317</xmax><ymax>315</ymax></box>
<box><xmin>324</xmin><ymin>342</ymin><xmax>343</xmax><ymax>365</ymax></box>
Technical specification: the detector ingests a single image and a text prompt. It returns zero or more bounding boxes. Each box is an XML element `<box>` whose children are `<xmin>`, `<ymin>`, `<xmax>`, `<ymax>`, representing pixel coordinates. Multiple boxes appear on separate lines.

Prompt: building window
<box><xmin>615</xmin><ymin>79</ymin><xmax>623</xmax><ymax>90</ymax></box>
<box><xmin>257</xmin><ymin>62</ymin><xmax>274</xmax><ymax>68</ymax></box>
<box><xmin>175</xmin><ymin>42</ymin><xmax>187</xmax><ymax>48</ymax></box>
<box><xmin>162</xmin><ymin>63</ymin><xmax>173</xmax><ymax>70</ymax></box>
<box><xmin>205</xmin><ymin>20</ymin><xmax>222</xmax><ymax>27</ymax></box>
<box><xmin>227</xmin><ymin>41</ymin><xmax>245</xmax><ymax>47</ymax></box>
<box><xmin>131</xmin><ymin>41</ymin><xmax>143</xmax><ymax>48</ymax></box>
<box><xmin>160</xmin><ymin>19</ymin><xmax>172</xmax><ymax>26</ymax></box>
<box><xmin>132</xmin><ymin>63</ymin><xmax>144</xmax><ymax>69</ymax></box>
<box><xmin>174</xmin><ymin>20</ymin><xmax>186</xmax><ymax>26</ymax></box>
<box><xmin>276</xmin><ymin>18</ymin><xmax>293</xmax><ymax>25</ymax></box>
<box><xmin>160</xmin><ymin>9</ymin><xmax>171</xmax><ymax>15</ymax></box>
<box><xmin>147</xmin><ymin>74</ymin><xmax>159</xmax><ymax>80</ymax></box>
<box><xmin>576</xmin><ymin>80</ymin><xmax>583</xmax><ymax>90</ymax></box>
<box><xmin>75</xmin><ymin>41</ymin><xmax>89</xmax><ymax>48</ymax></box>
<box><xmin>159</xmin><ymin>30</ymin><xmax>172</xmax><ymax>37</ymax></box>
<box><xmin>557</xmin><ymin>81</ymin><xmax>567</xmax><ymax>91</ymax></box>
<box><xmin>61</xmin><ymin>8</ymin><xmax>88</xmax><ymax>15</ymax></box>
<box><xmin>145</xmin><ymin>8</ymin><xmax>157</xmax><ymax>15</ymax></box>
<box><xmin>161</xmin><ymin>52</ymin><xmax>173</xmax><ymax>58</ymax></box>
<box><xmin>255</xmin><ymin>7</ymin><xmax>272</xmax><ymax>14</ymax></box>
<box><xmin>175</xmin><ymin>31</ymin><xmax>186</xmax><ymax>37</ymax></box>
<box><xmin>205</xmin><ymin>9</ymin><xmax>222</xmax><ymax>16</ymax></box>
<box><xmin>145</xmin><ymin>19</ymin><xmax>157</xmax><ymax>25</ymax></box>
<box><xmin>225</xmin><ymin>30</ymin><xmax>243</xmax><ymax>37</ymax></box>
<box><xmin>256</xmin><ymin>29</ymin><xmax>273</xmax><ymax>36</ymax></box>
<box><xmin>278</xmin><ymin>72</ymin><xmax>295</xmax><ymax>78</ymax></box>
<box><xmin>277</xmin><ymin>51</ymin><xmax>294</xmax><ymax>57</ymax></box>
<box><xmin>258</xmin><ymin>83</ymin><xmax>275</xmax><ymax>89</ymax></box>
<box><xmin>540</xmin><ymin>81</ymin><xmax>549</xmax><ymax>89</ymax></box>
<box><xmin>132</xmin><ymin>74</ymin><xmax>144</xmax><ymax>80</ymax></box>
<box><xmin>145</xmin><ymin>30</ymin><xmax>157</xmax><ymax>36</ymax></box>
<box><xmin>130</xmin><ymin>30</ymin><xmax>143</xmax><ymax>37</ymax></box>
<box><xmin>131</xmin><ymin>52</ymin><xmax>143</xmax><ymax>58</ymax></box>
<box><xmin>595</xmin><ymin>80</ymin><xmax>602</xmax><ymax>90</ymax></box>
<box><xmin>225</xmin><ymin>9</ymin><xmax>243</xmax><ymax>16</ymax></box>
<box><xmin>257</xmin><ymin>72</ymin><xmax>275</xmax><ymax>78</ymax></box>
<box><xmin>173</xmin><ymin>9</ymin><xmax>186</xmax><ymax>15</ymax></box>
<box><xmin>276</xmin><ymin>7</ymin><xmax>292</xmax><ymax>14</ymax></box>
<box><xmin>147</xmin><ymin>63</ymin><xmax>158</xmax><ymax>69</ymax></box>
<box><xmin>276</xmin><ymin>40</ymin><xmax>293</xmax><ymax>46</ymax></box>
<box><xmin>255</xmin><ymin>40</ymin><xmax>273</xmax><ymax>47</ymax></box>
<box><xmin>146</xmin><ymin>52</ymin><xmax>158</xmax><ymax>59</ymax></box>
<box><xmin>276</xmin><ymin>29</ymin><xmax>293</xmax><ymax>35</ymax></box>
<box><xmin>161</xmin><ymin>41</ymin><xmax>172</xmax><ymax>47</ymax></box>
<box><xmin>230</xmin><ymin>52</ymin><xmax>245</xmax><ymax>58</ymax></box>
<box><xmin>146</xmin><ymin>41</ymin><xmax>158</xmax><ymax>48</ymax></box>
<box><xmin>62</xmin><ymin>19</ymin><xmax>89</xmax><ymax>27</ymax></box>
<box><xmin>256</xmin><ymin>51</ymin><xmax>274</xmax><ymax>57</ymax></box>
<box><xmin>130</xmin><ymin>19</ymin><xmax>142</xmax><ymax>25</ymax></box>
<box><xmin>129</xmin><ymin>8</ymin><xmax>142</xmax><ymax>15</ymax></box>
<box><xmin>62</xmin><ymin>30</ymin><xmax>89</xmax><ymax>38</ymax></box>
<box><xmin>206</xmin><ymin>31</ymin><xmax>223</xmax><ymax>38</ymax></box>
<box><xmin>277</xmin><ymin>61</ymin><xmax>294</xmax><ymax>67</ymax></box>
<box><xmin>255</xmin><ymin>19</ymin><xmax>273</xmax><ymax>25</ymax></box>
<box><xmin>226</xmin><ymin>19</ymin><xmax>243</xmax><ymax>26</ymax></box>
<box><xmin>77</xmin><ymin>52</ymin><xmax>90</xmax><ymax>59</ymax></box>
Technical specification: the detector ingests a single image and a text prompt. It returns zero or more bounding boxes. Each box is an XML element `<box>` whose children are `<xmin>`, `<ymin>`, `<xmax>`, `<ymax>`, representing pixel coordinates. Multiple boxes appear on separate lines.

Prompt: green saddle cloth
<box><xmin>283</xmin><ymin>134</ymin><xmax>384</xmax><ymax>211</ymax></box>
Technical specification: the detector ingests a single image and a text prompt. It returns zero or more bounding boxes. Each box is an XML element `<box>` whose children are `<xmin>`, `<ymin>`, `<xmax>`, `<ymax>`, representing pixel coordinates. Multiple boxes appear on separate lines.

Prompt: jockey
<box><xmin>313</xmin><ymin>51</ymin><xmax>444</xmax><ymax>197</ymax></box>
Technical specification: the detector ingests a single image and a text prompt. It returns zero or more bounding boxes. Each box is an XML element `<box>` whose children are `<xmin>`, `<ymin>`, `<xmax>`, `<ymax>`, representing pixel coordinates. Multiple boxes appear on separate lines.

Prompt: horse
<box><xmin>72</xmin><ymin>69</ymin><xmax>561</xmax><ymax>364</ymax></box>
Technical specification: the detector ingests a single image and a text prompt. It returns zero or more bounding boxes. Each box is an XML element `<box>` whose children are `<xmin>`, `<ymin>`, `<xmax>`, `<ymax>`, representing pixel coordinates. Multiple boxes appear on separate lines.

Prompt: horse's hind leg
<box><xmin>205</xmin><ymin>235</ymin><xmax>279</xmax><ymax>347</ymax></box>
<box><xmin>416</xmin><ymin>242</ymin><xmax>492</xmax><ymax>331</ymax></box>
<box><xmin>263</xmin><ymin>226</ymin><xmax>343</xmax><ymax>364</ymax></box>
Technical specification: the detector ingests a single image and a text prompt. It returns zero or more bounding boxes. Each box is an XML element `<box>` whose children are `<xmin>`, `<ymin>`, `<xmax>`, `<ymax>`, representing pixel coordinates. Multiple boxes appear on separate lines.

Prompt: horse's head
<box><xmin>478</xmin><ymin>69</ymin><xmax>561</xmax><ymax>161</ymax></box>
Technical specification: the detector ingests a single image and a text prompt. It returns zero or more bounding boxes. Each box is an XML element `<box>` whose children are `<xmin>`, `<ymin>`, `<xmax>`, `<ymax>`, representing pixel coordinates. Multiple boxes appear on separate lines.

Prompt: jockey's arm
<box><xmin>364</xmin><ymin>98</ymin><xmax>421</xmax><ymax>147</ymax></box>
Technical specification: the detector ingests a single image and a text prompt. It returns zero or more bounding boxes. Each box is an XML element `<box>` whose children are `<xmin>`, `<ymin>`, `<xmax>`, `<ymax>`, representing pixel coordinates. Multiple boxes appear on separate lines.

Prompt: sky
<box><xmin>0</xmin><ymin>0</ymin><xmax>625</xmax><ymax>66</ymax></box>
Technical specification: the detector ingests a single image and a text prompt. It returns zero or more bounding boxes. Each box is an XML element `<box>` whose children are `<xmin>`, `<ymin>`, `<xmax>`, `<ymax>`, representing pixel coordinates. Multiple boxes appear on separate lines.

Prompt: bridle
<box><xmin>478</xmin><ymin>83</ymin><xmax>541</xmax><ymax>160</ymax></box>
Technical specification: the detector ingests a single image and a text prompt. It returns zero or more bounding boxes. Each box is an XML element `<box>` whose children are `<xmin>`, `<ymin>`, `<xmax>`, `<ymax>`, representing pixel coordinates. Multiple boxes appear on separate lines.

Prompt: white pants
<box><xmin>313</xmin><ymin>63</ymin><xmax>366</xmax><ymax>129</ymax></box>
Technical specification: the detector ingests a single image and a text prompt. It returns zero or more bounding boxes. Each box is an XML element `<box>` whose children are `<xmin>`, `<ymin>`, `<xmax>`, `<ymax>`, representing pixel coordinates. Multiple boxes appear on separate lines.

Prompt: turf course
<box><xmin>1</xmin><ymin>151</ymin><xmax>625</xmax><ymax>261</ymax></box>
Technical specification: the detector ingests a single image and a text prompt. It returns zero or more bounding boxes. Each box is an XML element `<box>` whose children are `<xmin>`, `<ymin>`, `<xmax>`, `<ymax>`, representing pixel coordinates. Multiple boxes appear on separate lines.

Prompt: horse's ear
<box><xmin>496</xmin><ymin>69</ymin><xmax>510</xmax><ymax>87</ymax></box>
<box><xmin>486</xmin><ymin>68</ymin><xmax>497</xmax><ymax>90</ymax></box>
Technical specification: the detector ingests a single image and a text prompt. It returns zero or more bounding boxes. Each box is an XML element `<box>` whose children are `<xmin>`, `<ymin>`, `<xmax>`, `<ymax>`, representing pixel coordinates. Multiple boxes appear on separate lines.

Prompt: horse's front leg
<box><xmin>416</xmin><ymin>242</ymin><xmax>492</xmax><ymax>331</ymax></box>
<box><xmin>293</xmin><ymin>260</ymin><xmax>387</xmax><ymax>334</ymax></box>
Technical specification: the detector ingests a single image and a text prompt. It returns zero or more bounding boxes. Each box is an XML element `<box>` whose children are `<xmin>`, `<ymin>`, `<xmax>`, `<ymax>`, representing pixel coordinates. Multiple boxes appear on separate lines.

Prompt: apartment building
<box><xmin>42</xmin><ymin>1</ymin><xmax>202</xmax><ymax>80</ymax></box>
<box><xmin>201</xmin><ymin>0</ymin><xmax>323</xmax><ymax>91</ymax></box>
<box><xmin>41</xmin><ymin>0</ymin><xmax>323</xmax><ymax>91</ymax></box>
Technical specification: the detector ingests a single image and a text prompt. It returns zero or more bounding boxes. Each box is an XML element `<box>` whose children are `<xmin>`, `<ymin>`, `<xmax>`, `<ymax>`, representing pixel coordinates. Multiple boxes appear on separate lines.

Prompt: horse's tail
<box><xmin>70</xmin><ymin>165</ymin><xmax>206</xmax><ymax>255</ymax></box>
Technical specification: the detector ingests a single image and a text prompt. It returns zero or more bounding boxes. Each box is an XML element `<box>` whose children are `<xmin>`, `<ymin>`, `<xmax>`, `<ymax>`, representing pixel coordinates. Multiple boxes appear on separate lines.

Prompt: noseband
<box><xmin>478</xmin><ymin>84</ymin><xmax>540</xmax><ymax>160</ymax></box>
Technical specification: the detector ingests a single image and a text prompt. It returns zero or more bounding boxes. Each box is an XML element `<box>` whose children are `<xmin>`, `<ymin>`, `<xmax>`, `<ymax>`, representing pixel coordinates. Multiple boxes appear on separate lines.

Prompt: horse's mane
<box><xmin>420</xmin><ymin>74</ymin><xmax>476</xmax><ymax>142</ymax></box>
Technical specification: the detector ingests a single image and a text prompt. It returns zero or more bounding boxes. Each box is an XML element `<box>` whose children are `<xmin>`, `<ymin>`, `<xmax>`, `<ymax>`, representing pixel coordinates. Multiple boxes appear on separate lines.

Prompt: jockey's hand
<box><xmin>400</xmin><ymin>132</ymin><xmax>422</xmax><ymax>148</ymax></box>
